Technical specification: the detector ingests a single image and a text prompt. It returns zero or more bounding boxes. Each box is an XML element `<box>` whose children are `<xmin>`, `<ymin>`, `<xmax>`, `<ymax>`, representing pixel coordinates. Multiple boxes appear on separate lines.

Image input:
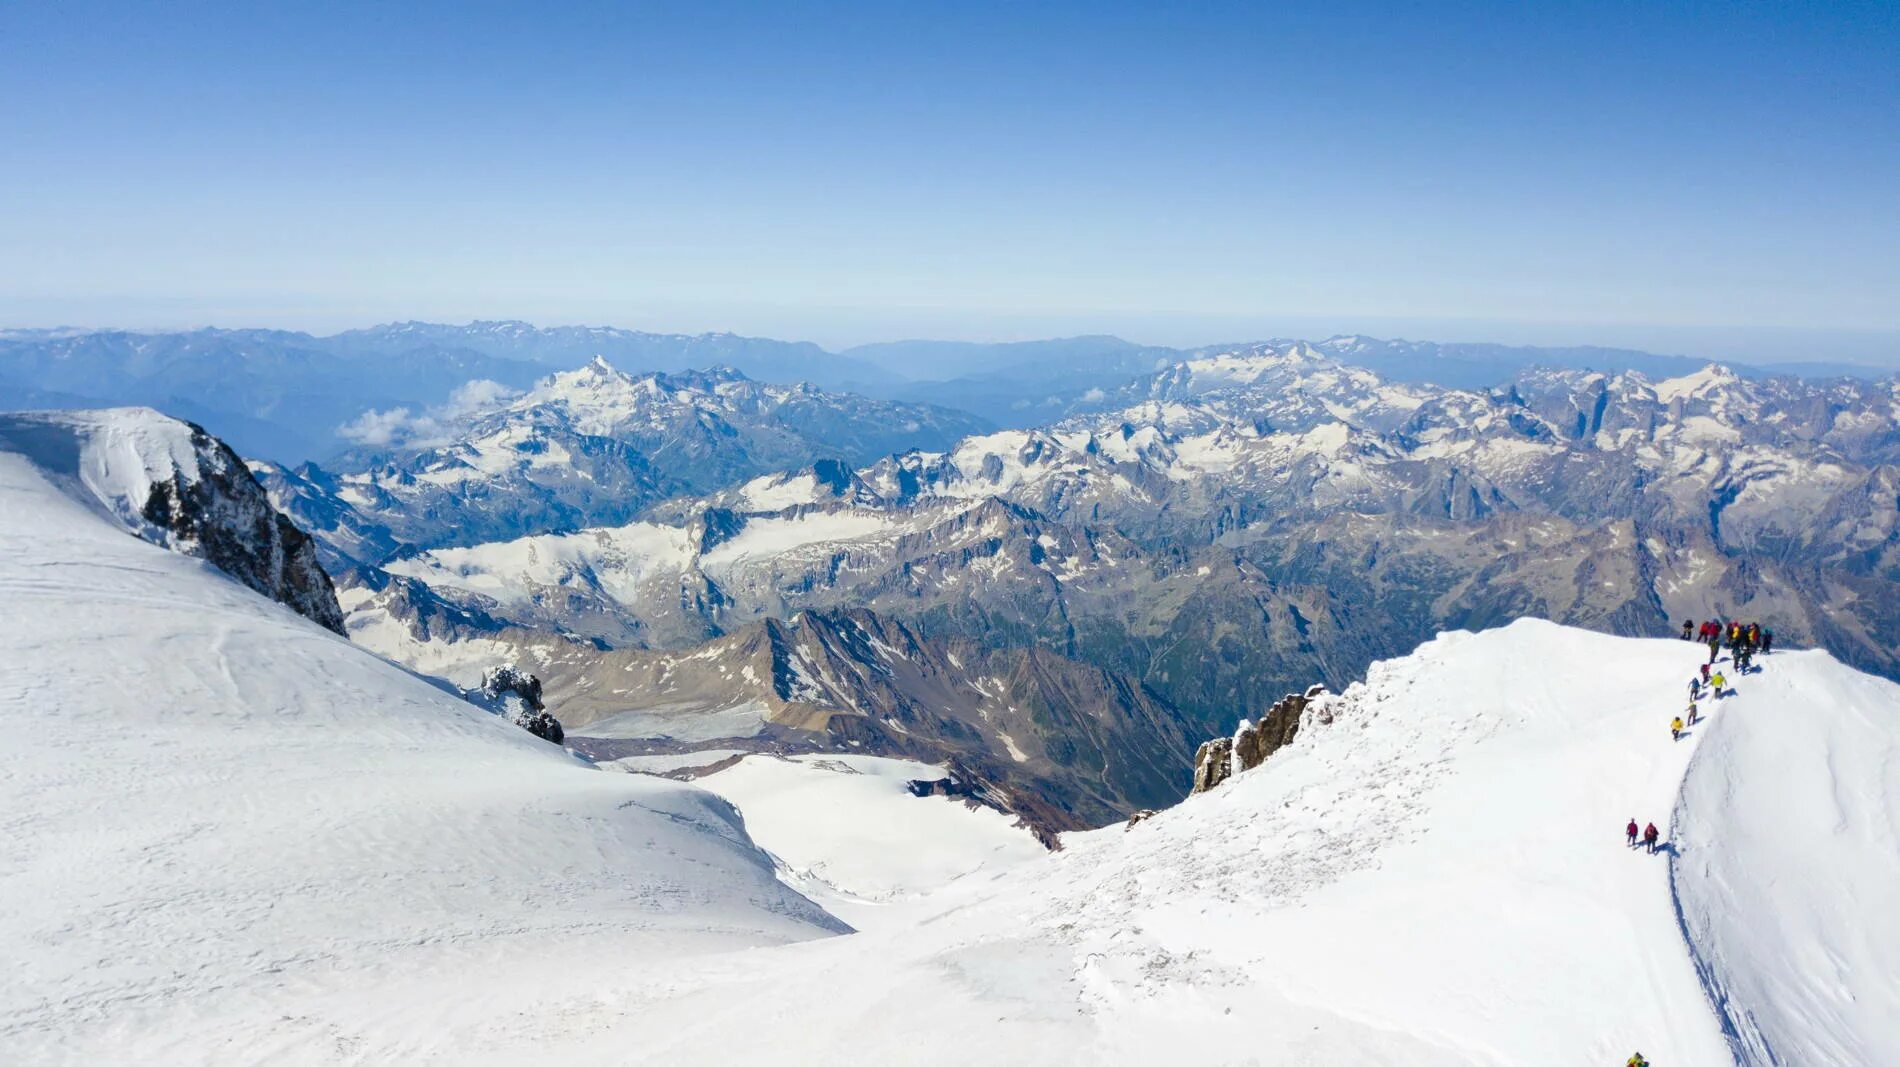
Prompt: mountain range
<box><xmin>278</xmin><ymin>343</ymin><xmax>1899</xmax><ymax>754</ymax></box>
<box><xmin>8</xmin><ymin>320</ymin><xmax>1899</xmax><ymax>837</ymax></box>
<box><xmin>7</xmin><ymin>320</ymin><xmax>1891</xmax><ymax>462</ymax></box>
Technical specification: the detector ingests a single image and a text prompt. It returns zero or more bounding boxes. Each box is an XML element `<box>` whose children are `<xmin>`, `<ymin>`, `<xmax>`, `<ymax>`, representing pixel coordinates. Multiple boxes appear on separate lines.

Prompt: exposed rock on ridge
<box><xmin>1192</xmin><ymin>684</ymin><xmax>1328</xmax><ymax>795</ymax></box>
<box><xmin>0</xmin><ymin>408</ymin><xmax>346</xmax><ymax>634</ymax></box>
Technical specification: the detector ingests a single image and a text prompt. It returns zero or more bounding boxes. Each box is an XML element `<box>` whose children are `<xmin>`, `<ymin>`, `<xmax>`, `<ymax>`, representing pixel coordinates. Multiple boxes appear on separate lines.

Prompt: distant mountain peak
<box><xmin>1651</xmin><ymin>362</ymin><xmax>1747</xmax><ymax>403</ymax></box>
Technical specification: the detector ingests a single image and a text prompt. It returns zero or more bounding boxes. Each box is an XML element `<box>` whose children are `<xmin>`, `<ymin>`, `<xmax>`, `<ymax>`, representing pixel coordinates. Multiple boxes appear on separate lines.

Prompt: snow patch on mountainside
<box><xmin>699</xmin><ymin>511</ymin><xmax>895</xmax><ymax>570</ymax></box>
<box><xmin>685</xmin><ymin>754</ymin><xmax>1046</xmax><ymax>927</ymax></box>
<box><xmin>385</xmin><ymin>521</ymin><xmax>696</xmax><ymax>605</ymax></box>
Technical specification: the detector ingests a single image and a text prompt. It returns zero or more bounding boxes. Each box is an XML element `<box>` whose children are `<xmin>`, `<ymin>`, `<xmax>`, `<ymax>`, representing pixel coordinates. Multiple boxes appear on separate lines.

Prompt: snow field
<box><xmin>684</xmin><ymin>754</ymin><xmax>1047</xmax><ymax>927</ymax></box>
<box><xmin>0</xmin><ymin>444</ymin><xmax>845</xmax><ymax>1065</ymax></box>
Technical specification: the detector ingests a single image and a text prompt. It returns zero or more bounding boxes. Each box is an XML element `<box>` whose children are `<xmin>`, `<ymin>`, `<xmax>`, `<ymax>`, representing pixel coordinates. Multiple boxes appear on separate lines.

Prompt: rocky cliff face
<box><xmin>0</xmin><ymin>409</ymin><xmax>345</xmax><ymax>634</ymax></box>
<box><xmin>138</xmin><ymin>429</ymin><xmax>346</xmax><ymax>634</ymax></box>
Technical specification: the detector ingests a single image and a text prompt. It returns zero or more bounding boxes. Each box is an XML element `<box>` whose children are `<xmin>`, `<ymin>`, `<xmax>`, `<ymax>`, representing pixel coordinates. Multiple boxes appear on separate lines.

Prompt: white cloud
<box><xmin>336</xmin><ymin>379</ymin><xmax>521</xmax><ymax>449</ymax></box>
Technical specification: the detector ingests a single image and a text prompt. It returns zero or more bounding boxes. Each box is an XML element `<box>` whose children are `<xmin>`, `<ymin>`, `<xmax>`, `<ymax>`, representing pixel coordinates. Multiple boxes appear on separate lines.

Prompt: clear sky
<box><xmin>2</xmin><ymin>1</ymin><xmax>1896</xmax><ymax>362</ymax></box>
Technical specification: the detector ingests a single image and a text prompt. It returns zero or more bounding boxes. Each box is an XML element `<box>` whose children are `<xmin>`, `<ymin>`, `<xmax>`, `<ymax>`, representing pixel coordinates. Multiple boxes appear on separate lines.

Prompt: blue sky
<box><xmin>2</xmin><ymin>1</ymin><xmax>1895</xmax><ymax>361</ymax></box>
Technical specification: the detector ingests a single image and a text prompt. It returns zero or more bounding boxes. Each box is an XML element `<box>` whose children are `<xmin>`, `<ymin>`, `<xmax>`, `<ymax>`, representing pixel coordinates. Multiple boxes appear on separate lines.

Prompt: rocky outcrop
<box><xmin>516</xmin><ymin>709</ymin><xmax>564</xmax><ymax>744</ymax></box>
<box><xmin>1191</xmin><ymin>737</ymin><xmax>1233</xmax><ymax>794</ymax></box>
<box><xmin>1191</xmin><ymin>683</ymin><xmax>1327</xmax><ymax>794</ymax></box>
<box><xmin>0</xmin><ymin>409</ymin><xmax>347</xmax><ymax>635</ymax></box>
<box><xmin>477</xmin><ymin>665</ymin><xmax>564</xmax><ymax>745</ymax></box>
<box><xmin>138</xmin><ymin>430</ymin><xmax>347</xmax><ymax>635</ymax></box>
<box><xmin>481</xmin><ymin>665</ymin><xmax>545</xmax><ymax>711</ymax></box>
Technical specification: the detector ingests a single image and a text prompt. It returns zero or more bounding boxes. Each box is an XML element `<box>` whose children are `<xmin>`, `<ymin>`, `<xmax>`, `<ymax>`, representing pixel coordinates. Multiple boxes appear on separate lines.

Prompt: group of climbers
<box><xmin>1680</xmin><ymin>618</ymin><xmax>1772</xmax><ymax>668</ymax></box>
<box><xmin>1624</xmin><ymin>818</ymin><xmax>1660</xmax><ymax>853</ymax></box>
<box><xmin>1628</xmin><ymin>622</ymin><xmax>1780</xmax><ymax>1064</ymax></box>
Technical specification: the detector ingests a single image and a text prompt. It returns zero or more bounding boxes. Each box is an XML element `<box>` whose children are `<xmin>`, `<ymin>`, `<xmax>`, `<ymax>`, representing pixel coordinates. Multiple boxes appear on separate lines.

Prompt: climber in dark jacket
<box><xmin>1626</xmin><ymin>819</ymin><xmax>1640</xmax><ymax>848</ymax></box>
<box><xmin>1643</xmin><ymin>823</ymin><xmax>1661</xmax><ymax>854</ymax></box>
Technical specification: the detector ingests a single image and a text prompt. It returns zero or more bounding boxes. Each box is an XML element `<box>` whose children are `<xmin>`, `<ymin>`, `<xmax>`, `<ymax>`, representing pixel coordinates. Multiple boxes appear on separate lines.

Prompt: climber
<box><xmin>1762</xmin><ymin>630</ymin><xmax>1774</xmax><ymax>655</ymax></box>
<box><xmin>1700</xmin><ymin>662</ymin><xmax>1711</xmax><ymax>684</ymax></box>
<box><xmin>1628</xmin><ymin>1053</ymin><xmax>1650</xmax><ymax>1067</ymax></box>
<box><xmin>1626</xmin><ymin>818</ymin><xmax>1640</xmax><ymax>849</ymax></box>
<box><xmin>1671</xmin><ymin>716</ymin><xmax>1684</xmax><ymax>741</ymax></box>
<box><xmin>1711</xmin><ymin>670</ymin><xmax>1727</xmax><ymax>696</ymax></box>
<box><xmin>1687</xmin><ymin>701</ymin><xmax>1698</xmax><ymax>727</ymax></box>
<box><xmin>1681</xmin><ymin>619</ymin><xmax>1693</xmax><ymax>640</ymax></box>
<box><xmin>1643</xmin><ymin>822</ymin><xmax>1660</xmax><ymax>854</ymax></box>
<box><xmin>1708</xmin><ymin>635</ymin><xmax>1721</xmax><ymax>665</ymax></box>
<box><xmin>1688</xmin><ymin>676</ymin><xmax>1701</xmax><ymax>700</ymax></box>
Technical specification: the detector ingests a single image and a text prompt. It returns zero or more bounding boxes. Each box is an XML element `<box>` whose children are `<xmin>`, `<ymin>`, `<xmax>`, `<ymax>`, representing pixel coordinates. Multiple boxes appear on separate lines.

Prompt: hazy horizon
<box><xmin>4</xmin><ymin>304</ymin><xmax>1896</xmax><ymax>369</ymax></box>
<box><xmin>4</xmin><ymin>3</ymin><xmax>1894</xmax><ymax>369</ymax></box>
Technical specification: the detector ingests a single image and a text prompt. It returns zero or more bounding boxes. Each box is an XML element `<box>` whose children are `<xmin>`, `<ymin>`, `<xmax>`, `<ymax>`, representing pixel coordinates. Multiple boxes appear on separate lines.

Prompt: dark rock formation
<box><xmin>1125</xmin><ymin>809</ymin><xmax>1158</xmax><ymax>830</ymax></box>
<box><xmin>1191</xmin><ymin>737</ymin><xmax>1233</xmax><ymax>794</ymax></box>
<box><xmin>477</xmin><ymin>665</ymin><xmax>564</xmax><ymax>745</ymax></box>
<box><xmin>516</xmin><ymin>709</ymin><xmax>564</xmax><ymax>744</ymax></box>
<box><xmin>1192</xmin><ymin>683</ymin><xmax>1327</xmax><ymax>794</ymax></box>
<box><xmin>136</xmin><ymin>423</ymin><xmax>346</xmax><ymax>634</ymax></box>
<box><xmin>481</xmin><ymin>665</ymin><xmax>545</xmax><ymax>711</ymax></box>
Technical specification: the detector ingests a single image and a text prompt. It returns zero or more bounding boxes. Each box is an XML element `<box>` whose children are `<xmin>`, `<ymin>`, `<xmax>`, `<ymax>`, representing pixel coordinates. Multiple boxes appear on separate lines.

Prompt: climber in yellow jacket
<box><xmin>1671</xmin><ymin>716</ymin><xmax>1685</xmax><ymax>742</ymax></box>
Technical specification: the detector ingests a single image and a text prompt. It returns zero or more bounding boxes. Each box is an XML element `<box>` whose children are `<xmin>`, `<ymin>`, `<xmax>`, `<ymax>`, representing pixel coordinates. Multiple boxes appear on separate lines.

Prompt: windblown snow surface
<box><xmin>4</xmin><ymin>415</ymin><xmax>1897</xmax><ymax>1064</ymax></box>
<box><xmin>0</xmin><ymin>427</ymin><xmax>846</xmax><ymax>1064</ymax></box>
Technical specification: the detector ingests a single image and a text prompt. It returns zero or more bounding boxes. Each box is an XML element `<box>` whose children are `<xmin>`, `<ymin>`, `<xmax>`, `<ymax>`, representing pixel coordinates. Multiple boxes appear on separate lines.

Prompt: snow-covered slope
<box><xmin>1673</xmin><ymin>650</ymin><xmax>1900</xmax><ymax>1065</ymax></box>
<box><xmin>661</xmin><ymin>754</ymin><xmax>1047</xmax><ymax>928</ymax></box>
<box><xmin>0</xmin><ymin>430</ymin><xmax>845</xmax><ymax>1063</ymax></box>
<box><xmin>448</xmin><ymin>621</ymin><xmax>1898</xmax><ymax>1066</ymax></box>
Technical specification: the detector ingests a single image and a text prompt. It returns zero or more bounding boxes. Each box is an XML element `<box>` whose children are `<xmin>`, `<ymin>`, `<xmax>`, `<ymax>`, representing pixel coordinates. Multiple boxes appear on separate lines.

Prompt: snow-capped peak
<box><xmin>1651</xmin><ymin>362</ymin><xmax>1743</xmax><ymax>403</ymax></box>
